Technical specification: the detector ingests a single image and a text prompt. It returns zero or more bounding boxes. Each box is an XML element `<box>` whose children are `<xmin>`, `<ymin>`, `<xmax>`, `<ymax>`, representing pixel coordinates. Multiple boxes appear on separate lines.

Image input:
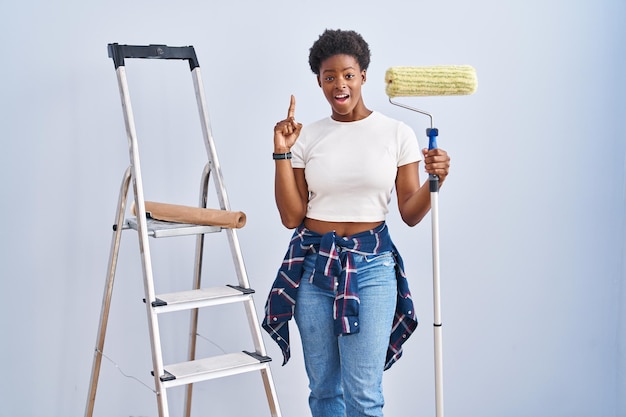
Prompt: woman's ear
<box><xmin>317</xmin><ymin>75</ymin><xmax>322</xmax><ymax>87</ymax></box>
<box><xmin>362</xmin><ymin>70</ymin><xmax>367</xmax><ymax>84</ymax></box>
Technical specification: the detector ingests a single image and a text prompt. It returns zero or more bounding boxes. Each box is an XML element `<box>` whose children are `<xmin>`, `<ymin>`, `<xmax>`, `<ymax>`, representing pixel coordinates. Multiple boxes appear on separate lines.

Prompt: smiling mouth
<box><xmin>335</xmin><ymin>94</ymin><xmax>349</xmax><ymax>101</ymax></box>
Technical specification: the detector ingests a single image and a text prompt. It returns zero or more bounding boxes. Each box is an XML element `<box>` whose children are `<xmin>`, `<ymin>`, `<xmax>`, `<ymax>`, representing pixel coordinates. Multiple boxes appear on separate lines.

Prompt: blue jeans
<box><xmin>294</xmin><ymin>249</ymin><xmax>398</xmax><ymax>417</ymax></box>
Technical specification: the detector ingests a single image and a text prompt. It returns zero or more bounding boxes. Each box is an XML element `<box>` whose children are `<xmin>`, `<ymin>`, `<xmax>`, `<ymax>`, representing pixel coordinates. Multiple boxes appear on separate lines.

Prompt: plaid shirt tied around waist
<box><xmin>262</xmin><ymin>222</ymin><xmax>418</xmax><ymax>371</ymax></box>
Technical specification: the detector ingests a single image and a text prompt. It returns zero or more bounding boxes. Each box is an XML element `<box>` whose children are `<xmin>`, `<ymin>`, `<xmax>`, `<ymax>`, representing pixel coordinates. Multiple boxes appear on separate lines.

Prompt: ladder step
<box><xmin>124</xmin><ymin>217</ymin><xmax>221</xmax><ymax>238</ymax></box>
<box><xmin>151</xmin><ymin>285</ymin><xmax>254</xmax><ymax>313</ymax></box>
<box><xmin>161</xmin><ymin>351</ymin><xmax>272</xmax><ymax>388</ymax></box>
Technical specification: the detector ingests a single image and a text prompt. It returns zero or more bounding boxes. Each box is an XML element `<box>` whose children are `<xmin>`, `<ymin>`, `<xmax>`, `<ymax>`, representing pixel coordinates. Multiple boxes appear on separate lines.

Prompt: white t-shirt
<box><xmin>291</xmin><ymin>111</ymin><xmax>423</xmax><ymax>222</ymax></box>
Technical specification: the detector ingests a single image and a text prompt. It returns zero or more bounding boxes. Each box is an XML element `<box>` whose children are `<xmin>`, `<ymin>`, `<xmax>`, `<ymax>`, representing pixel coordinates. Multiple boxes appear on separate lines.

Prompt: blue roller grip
<box><xmin>427</xmin><ymin>128</ymin><xmax>440</xmax><ymax>192</ymax></box>
<box><xmin>427</xmin><ymin>128</ymin><xmax>439</xmax><ymax>150</ymax></box>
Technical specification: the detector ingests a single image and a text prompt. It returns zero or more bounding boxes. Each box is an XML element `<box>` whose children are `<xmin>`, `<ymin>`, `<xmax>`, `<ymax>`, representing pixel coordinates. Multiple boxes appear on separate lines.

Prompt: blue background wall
<box><xmin>0</xmin><ymin>1</ymin><xmax>624</xmax><ymax>416</ymax></box>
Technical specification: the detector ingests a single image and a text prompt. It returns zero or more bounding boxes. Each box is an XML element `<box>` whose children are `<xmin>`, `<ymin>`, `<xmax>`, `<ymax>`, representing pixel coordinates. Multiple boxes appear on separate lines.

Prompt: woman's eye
<box><xmin>325</xmin><ymin>76</ymin><xmax>334</xmax><ymax>82</ymax></box>
<box><xmin>346</xmin><ymin>73</ymin><xmax>355</xmax><ymax>79</ymax></box>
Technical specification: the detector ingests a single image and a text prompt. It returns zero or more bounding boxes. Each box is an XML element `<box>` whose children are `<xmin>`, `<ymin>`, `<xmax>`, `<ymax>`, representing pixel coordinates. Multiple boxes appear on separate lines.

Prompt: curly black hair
<box><xmin>308</xmin><ymin>29</ymin><xmax>371</xmax><ymax>75</ymax></box>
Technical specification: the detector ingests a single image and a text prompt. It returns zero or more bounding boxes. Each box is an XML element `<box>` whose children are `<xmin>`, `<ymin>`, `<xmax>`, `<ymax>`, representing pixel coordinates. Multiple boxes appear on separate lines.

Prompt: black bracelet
<box><xmin>273</xmin><ymin>152</ymin><xmax>292</xmax><ymax>160</ymax></box>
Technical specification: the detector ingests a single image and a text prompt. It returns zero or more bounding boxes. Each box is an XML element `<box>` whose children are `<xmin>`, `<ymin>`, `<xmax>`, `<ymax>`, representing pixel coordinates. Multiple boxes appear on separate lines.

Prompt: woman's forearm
<box><xmin>274</xmin><ymin>163</ymin><xmax>307</xmax><ymax>228</ymax></box>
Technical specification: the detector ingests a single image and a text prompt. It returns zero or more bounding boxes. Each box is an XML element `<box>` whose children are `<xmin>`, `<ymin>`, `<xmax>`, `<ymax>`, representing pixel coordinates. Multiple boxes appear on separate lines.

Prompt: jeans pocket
<box><xmin>363</xmin><ymin>251</ymin><xmax>394</xmax><ymax>266</ymax></box>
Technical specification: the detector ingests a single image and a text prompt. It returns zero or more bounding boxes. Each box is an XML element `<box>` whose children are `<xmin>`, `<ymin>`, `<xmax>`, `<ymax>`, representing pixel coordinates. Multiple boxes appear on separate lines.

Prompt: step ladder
<box><xmin>84</xmin><ymin>43</ymin><xmax>282</xmax><ymax>417</ymax></box>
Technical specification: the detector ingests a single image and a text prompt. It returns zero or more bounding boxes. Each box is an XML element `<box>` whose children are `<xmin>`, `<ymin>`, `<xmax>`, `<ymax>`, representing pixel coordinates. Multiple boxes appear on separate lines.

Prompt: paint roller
<box><xmin>385</xmin><ymin>65</ymin><xmax>477</xmax><ymax>97</ymax></box>
<box><xmin>385</xmin><ymin>64</ymin><xmax>477</xmax><ymax>417</ymax></box>
<box><xmin>386</xmin><ymin>64</ymin><xmax>477</xmax><ymax>151</ymax></box>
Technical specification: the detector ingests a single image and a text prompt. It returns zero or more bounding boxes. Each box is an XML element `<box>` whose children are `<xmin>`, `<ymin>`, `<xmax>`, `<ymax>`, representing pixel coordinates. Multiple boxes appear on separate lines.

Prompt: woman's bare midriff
<box><xmin>304</xmin><ymin>218</ymin><xmax>383</xmax><ymax>238</ymax></box>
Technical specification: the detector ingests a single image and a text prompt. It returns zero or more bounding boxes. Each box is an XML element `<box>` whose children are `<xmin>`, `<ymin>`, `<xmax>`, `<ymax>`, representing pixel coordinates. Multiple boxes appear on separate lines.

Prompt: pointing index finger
<box><xmin>287</xmin><ymin>95</ymin><xmax>296</xmax><ymax>119</ymax></box>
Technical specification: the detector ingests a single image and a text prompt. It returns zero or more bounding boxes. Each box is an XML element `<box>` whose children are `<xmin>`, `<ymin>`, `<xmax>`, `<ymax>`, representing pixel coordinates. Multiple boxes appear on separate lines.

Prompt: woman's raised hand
<box><xmin>274</xmin><ymin>95</ymin><xmax>303</xmax><ymax>153</ymax></box>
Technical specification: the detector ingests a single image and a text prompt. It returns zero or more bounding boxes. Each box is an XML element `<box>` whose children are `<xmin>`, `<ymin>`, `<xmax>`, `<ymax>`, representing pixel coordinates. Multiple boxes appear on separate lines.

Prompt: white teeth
<box><xmin>336</xmin><ymin>94</ymin><xmax>348</xmax><ymax>99</ymax></box>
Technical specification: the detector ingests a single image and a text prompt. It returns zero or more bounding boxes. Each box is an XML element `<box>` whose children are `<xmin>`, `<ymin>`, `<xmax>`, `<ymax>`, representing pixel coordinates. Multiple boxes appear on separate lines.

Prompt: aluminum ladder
<box><xmin>84</xmin><ymin>43</ymin><xmax>282</xmax><ymax>417</ymax></box>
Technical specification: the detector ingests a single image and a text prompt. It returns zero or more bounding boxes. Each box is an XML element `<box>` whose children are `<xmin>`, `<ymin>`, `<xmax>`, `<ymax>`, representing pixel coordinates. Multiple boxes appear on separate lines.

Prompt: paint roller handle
<box><xmin>426</xmin><ymin>128</ymin><xmax>440</xmax><ymax>191</ymax></box>
<box><xmin>427</xmin><ymin>128</ymin><xmax>439</xmax><ymax>150</ymax></box>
